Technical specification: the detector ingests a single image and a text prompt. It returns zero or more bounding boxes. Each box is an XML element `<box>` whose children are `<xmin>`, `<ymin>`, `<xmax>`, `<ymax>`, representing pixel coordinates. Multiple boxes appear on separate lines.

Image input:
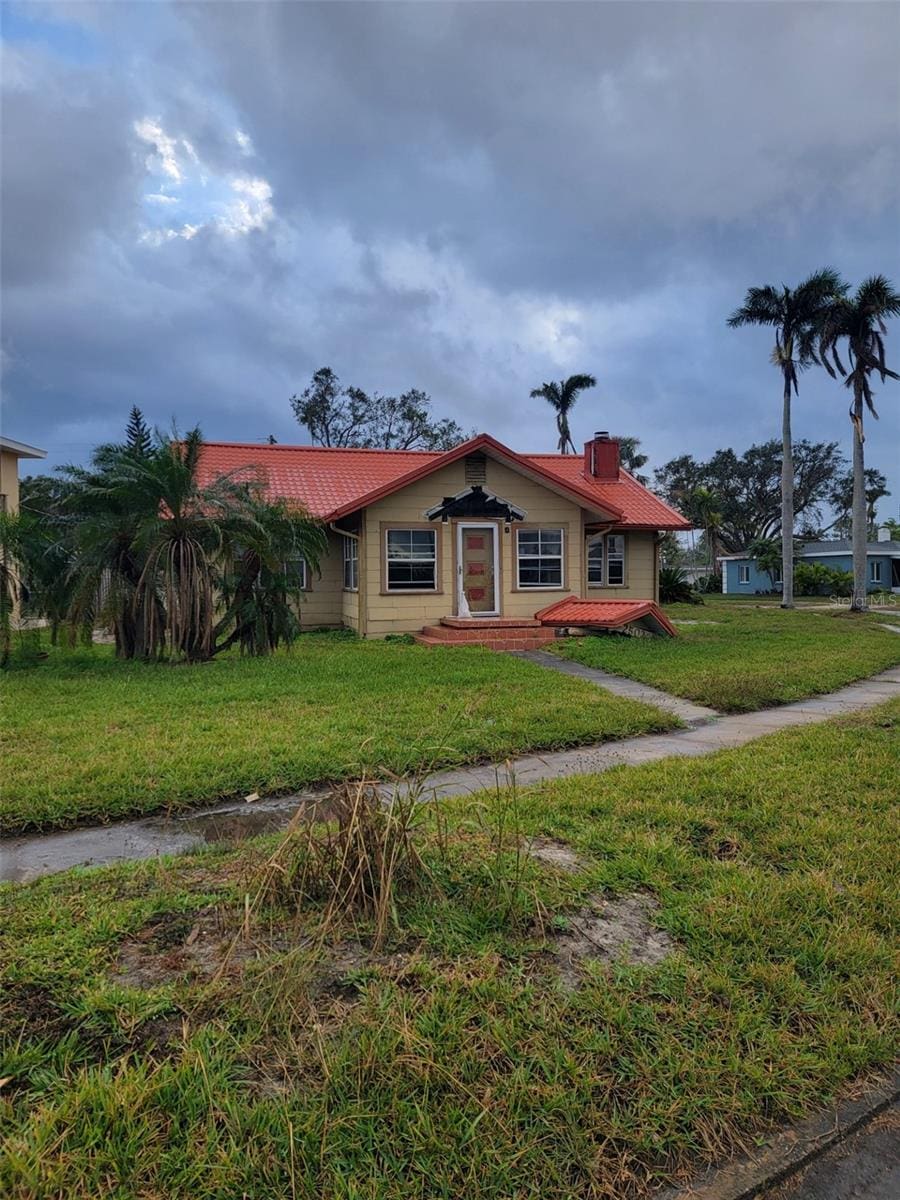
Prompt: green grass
<box><xmin>0</xmin><ymin>634</ymin><xmax>676</xmax><ymax>836</ymax></box>
<box><xmin>2</xmin><ymin>701</ymin><xmax>897</xmax><ymax>1198</ymax></box>
<box><xmin>552</xmin><ymin>599</ymin><xmax>900</xmax><ymax>711</ymax></box>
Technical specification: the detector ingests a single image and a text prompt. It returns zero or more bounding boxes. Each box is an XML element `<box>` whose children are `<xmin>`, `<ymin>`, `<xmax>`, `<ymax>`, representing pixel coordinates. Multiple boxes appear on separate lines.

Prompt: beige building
<box><xmin>197</xmin><ymin>432</ymin><xmax>688</xmax><ymax>643</ymax></box>
<box><xmin>1</xmin><ymin>436</ymin><xmax>47</xmax><ymax>514</ymax></box>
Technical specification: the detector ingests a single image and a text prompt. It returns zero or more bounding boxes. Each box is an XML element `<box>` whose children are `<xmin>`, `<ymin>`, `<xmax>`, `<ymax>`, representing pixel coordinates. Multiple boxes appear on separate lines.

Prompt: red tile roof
<box><xmin>195</xmin><ymin>433</ymin><xmax>689</xmax><ymax>530</ymax></box>
<box><xmin>535</xmin><ymin>598</ymin><xmax>677</xmax><ymax>637</ymax></box>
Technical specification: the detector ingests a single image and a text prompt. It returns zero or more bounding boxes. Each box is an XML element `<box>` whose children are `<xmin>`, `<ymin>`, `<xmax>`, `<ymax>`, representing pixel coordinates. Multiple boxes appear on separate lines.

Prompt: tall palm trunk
<box><xmin>850</xmin><ymin>390</ymin><xmax>868</xmax><ymax>612</ymax></box>
<box><xmin>780</xmin><ymin>369</ymin><xmax>794</xmax><ymax>608</ymax></box>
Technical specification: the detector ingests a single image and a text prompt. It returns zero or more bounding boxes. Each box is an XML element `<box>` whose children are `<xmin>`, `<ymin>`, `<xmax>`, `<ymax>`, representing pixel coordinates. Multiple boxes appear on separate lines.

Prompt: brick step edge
<box><xmin>439</xmin><ymin>617</ymin><xmax>543</xmax><ymax>629</ymax></box>
<box><xmin>421</xmin><ymin>625</ymin><xmax>556</xmax><ymax>642</ymax></box>
<box><xmin>414</xmin><ymin>634</ymin><xmax>557</xmax><ymax>651</ymax></box>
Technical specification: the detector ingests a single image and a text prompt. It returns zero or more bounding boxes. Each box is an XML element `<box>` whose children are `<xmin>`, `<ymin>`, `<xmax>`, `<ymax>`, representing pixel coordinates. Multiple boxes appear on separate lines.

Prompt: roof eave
<box><xmin>324</xmin><ymin>432</ymin><xmax>623</xmax><ymax>523</ymax></box>
<box><xmin>0</xmin><ymin>436</ymin><xmax>47</xmax><ymax>459</ymax></box>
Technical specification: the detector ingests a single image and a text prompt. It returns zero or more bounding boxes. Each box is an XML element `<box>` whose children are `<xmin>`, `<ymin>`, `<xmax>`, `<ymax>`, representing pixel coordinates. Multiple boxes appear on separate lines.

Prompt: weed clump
<box><xmin>257</xmin><ymin>780</ymin><xmax>429</xmax><ymax>949</ymax></box>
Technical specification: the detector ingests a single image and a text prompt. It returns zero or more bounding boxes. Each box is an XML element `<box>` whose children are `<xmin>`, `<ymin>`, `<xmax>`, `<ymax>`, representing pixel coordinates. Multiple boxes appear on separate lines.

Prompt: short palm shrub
<box><xmin>659</xmin><ymin>565</ymin><xmax>703</xmax><ymax>605</ymax></box>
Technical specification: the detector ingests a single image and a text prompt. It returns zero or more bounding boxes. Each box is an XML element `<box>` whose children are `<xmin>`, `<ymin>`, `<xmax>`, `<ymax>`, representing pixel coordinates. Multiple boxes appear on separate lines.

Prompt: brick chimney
<box><xmin>584</xmin><ymin>431</ymin><xmax>619</xmax><ymax>479</ymax></box>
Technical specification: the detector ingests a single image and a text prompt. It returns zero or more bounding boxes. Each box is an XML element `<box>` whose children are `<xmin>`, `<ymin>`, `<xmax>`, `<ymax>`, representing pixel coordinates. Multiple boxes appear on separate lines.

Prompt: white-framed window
<box><xmin>606</xmin><ymin>534</ymin><xmax>625</xmax><ymax>586</ymax></box>
<box><xmin>773</xmin><ymin>566</ymin><xmax>783</xmax><ymax>586</ymax></box>
<box><xmin>284</xmin><ymin>556</ymin><xmax>308</xmax><ymax>590</ymax></box>
<box><xmin>517</xmin><ymin>528</ymin><xmax>564</xmax><ymax>588</ymax></box>
<box><xmin>870</xmin><ymin>560</ymin><xmax>882</xmax><ymax>584</ymax></box>
<box><xmin>587</xmin><ymin>536</ymin><xmax>604</xmax><ymax>585</ymax></box>
<box><xmin>342</xmin><ymin>536</ymin><xmax>358</xmax><ymax>591</ymax></box>
<box><xmin>385</xmin><ymin>528</ymin><xmax>437</xmax><ymax>591</ymax></box>
<box><xmin>738</xmin><ymin>563</ymin><xmax>751</xmax><ymax>585</ymax></box>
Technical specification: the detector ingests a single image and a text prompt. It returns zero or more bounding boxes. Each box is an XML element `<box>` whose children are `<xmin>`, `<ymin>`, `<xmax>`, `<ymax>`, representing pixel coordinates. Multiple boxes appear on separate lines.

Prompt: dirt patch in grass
<box><xmin>113</xmin><ymin>907</ymin><xmax>296</xmax><ymax>988</ymax></box>
<box><xmin>527</xmin><ymin>836</ymin><xmax>584</xmax><ymax>873</ymax></box>
<box><xmin>548</xmin><ymin>892</ymin><xmax>676</xmax><ymax>989</ymax></box>
<box><xmin>1</xmin><ymin>981</ymin><xmax>76</xmax><ymax>1043</ymax></box>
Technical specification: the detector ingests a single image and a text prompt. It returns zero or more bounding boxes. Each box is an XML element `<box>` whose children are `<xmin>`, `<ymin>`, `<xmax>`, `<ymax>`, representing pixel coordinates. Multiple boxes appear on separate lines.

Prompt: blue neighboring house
<box><xmin>719</xmin><ymin>530</ymin><xmax>900</xmax><ymax>595</ymax></box>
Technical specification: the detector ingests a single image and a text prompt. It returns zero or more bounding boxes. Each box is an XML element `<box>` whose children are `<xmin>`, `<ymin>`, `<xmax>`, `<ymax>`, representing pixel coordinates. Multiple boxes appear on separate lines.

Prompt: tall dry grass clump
<box><xmin>258</xmin><ymin>779</ymin><xmax>430</xmax><ymax>949</ymax></box>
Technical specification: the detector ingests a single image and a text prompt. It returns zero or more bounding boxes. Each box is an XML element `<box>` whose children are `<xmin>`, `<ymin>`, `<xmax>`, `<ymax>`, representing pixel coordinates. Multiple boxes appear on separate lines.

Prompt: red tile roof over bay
<box><xmin>195</xmin><ymin>433</ymin><xmax>689</xmax><ymax>530</ymax></box>
<box><xmin>535</xmin><ymin>598</ymin><xmax>678</xmax><ymax>637</ymax></box>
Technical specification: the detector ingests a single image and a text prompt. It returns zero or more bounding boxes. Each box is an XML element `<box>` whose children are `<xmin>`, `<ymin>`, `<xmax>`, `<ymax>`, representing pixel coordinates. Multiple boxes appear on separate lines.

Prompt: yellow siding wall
<box><xmin>487</xmin><ymin>460</ymin><xmax>584</xmax><ymax>620</ymax></box>
<box><xmin>300</xmin><ymin>530</ymin><xmax>344</xmax><ymax>629</ymax></box>
<box><xmin>363</xmin><ymin>461</ymin><xmax>466</xmax><ymax>637</ymax></box>
<box><xmin>586</xmin><ymin>530</ymin><xmax>658</xmax><ymax>601</ymax></box>
<box><xmin>0</xmin><ymin>451</ymin><xmax>20</xmax><ymax>513</ymax></box>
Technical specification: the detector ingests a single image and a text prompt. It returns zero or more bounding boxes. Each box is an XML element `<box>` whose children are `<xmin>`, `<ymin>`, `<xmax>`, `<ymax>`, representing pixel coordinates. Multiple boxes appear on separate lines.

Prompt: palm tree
<box><xmin>0</xmin><ymin>513</ymin><xmax>27</xmax><ymax>667</ymax></box>
<box><xmin>728</xmin><ymin>269</ymin><xmax>847</xmax><ymax>609</ymax></box>
<box><xmin>689</xmin><ymin>486</ymin><xmax>724</xmax><ymax>575</ymax></box>
<box><xmin>618</xmin><ymin>436</ymin><xmax>650</xmax><ymax>485</ymax></box>
<box><xmin>818</xmin><ymin>275</ymin><xmax>900</xmax><ymax>611</ymax></box>
<box><xmin>114</xmin><ymin>429</ymin><xmax>268</xmax><ymax>662</ymax></box>
<box><xmin>62</xmin><ymin>436</ymin><xmax>170</xmax><ymax>659</ymax></box>
<box><xmin>216</xmin><ymin>494</ymin><xmax>326</xmax><ymax>655</ymax></box>
<box><xmin>530</xmin><ymin>374</ymin><xmax>597</xmax><ymax>454</ymax></box>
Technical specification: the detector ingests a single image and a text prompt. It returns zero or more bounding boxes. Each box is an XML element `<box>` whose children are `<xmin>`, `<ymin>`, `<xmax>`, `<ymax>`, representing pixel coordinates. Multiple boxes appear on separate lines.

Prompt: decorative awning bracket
<box><xmin>425</xmin><ymin>485</ymin><xmax>527</xmax><ymax>524</ymax></box>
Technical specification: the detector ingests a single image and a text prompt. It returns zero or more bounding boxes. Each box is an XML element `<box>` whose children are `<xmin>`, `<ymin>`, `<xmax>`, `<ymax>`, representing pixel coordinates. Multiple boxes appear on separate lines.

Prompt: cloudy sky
<box><xmin>2</xmin><ymin>1</ymin><xmax>898</xmax><ymax>513</ymax></box>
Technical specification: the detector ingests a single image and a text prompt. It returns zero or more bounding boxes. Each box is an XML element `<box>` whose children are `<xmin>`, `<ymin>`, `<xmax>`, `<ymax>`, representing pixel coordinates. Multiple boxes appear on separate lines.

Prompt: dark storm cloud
<box><xmin>1</xmin><ymin>43</ymin><xmax>142</xmax><ymax>285</ymax></box>
<box><xmin>1</xmin><ymin>1</ymin><xmax>898</xmax><ymax>507</ymax></box>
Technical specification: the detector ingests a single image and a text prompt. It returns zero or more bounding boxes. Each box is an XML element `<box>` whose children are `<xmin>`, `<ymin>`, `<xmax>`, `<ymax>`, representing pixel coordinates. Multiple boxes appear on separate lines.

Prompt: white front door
<box><xmin>457</xmin><ymin>523</ymin><xmax>500</xmax><ymax>616</ymax></box>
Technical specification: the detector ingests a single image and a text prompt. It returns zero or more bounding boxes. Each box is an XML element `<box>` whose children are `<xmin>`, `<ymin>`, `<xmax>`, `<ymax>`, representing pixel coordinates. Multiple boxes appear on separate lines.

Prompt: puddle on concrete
<box><xmin>548</xmin><ymin>892</ymin><xmax>676</xmax><ymax>989</ymax></box>
<box><xmin>1</xmin><ymin>790</ymin><xmax>332</xmax><ymax>885</ymax></box>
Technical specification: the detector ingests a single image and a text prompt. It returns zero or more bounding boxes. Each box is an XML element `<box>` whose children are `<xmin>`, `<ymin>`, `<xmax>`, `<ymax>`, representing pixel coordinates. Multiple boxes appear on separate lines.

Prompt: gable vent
<box><xmin>464</xmin><ymin>453</ymin><xmax>487</xmax><ymax>485</ymax></box>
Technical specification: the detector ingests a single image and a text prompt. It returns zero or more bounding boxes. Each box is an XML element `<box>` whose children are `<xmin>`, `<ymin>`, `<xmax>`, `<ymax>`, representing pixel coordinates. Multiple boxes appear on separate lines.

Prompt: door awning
<box><xmin>425</xmin><ymin>485</ymin><xmax>527</xmax><ymax>523</ymax></box>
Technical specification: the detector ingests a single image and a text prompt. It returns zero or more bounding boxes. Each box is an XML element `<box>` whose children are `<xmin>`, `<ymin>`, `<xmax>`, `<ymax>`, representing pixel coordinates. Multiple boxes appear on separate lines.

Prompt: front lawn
<box><xmin>0</xmin><ymin>634</ymin><xmax>675</xmax><ymax>835</ymax></box>
<box><xmin>552</xmin><ymin>599</ymin><xmax>900</xmax><ymax>711</ymax></box>
<box><xmin>2</xmin><ymin>702</ymin><xmax>897</xmax><ymax>1198</ymax></box>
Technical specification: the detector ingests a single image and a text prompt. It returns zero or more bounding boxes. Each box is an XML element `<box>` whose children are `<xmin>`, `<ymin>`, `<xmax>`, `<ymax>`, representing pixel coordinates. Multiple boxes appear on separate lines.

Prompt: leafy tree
<box><xmin>794</xmin><ymin>561</ymin><xmax>853</xmax><ymax>598</ymax></box>
<box><xmin>825</xmin><ymin>469</ymin><xmax>890</xmax><ymax>539</ymax></box>
<box><xmin>658</xmin><ymin>531</ymin><xmax>684</xmax><ymax>568</ymax></box>
<box><xmin>529</xmin><ymin>374</ymin><xmax>597</xmax><ymax>454</ymax></box>
<box><xmin>748</xmin><ymin>537</ymin><xmax>783</xmax><ymax>590</ymax></box>
<box><xmin>728</xmin><ymin>269</ymin><xmax>847</xmax><ymax>608</ymax></box>
<box><xmin>655</xmin><ymin>439</ymin><xmax>845</xmax><ymax>554</ymax></box>
<box><xmin>618</xmin><ymin>436</ymin><xmax>649</xmax><ymax>484</ymax></box>
<box><xmin>125</xmin><ymin>406</ymin><xmax>153</xmax><ymax>458</ymax></box>
<box><xmin>291</xmin><ymin>368</ymin><xmax>467</xmax><ymax>450</ymax></box>
<box><xmin>819</xmin><ymin>276</ymin><xmax>900</xmax><ymax>609</ymax></box>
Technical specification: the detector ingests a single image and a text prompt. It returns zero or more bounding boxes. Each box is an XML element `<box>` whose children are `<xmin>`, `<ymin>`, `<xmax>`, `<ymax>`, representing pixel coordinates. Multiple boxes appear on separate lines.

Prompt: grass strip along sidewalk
<box><xmin>552</xmin><ymin>599</ymin><xmax>900</xmax><ymax>712</ymax></box>
<box><xmin>2</xmin><ymin>700</ymin><xmax>897</xmax><ymax>1199</ymax></box>
<box><xmin>0</xmin><ymin>634</ymin><xmax>676</xmax><ymax>835</ymax></box>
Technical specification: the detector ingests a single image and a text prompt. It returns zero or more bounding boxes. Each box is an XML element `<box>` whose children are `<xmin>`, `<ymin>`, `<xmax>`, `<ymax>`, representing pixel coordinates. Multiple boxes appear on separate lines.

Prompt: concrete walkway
<box><xmin>3</xmin><ymin>667</ymin><xmax>899</xmax><ymax>883</ymax></box>
<box><xmin>400</xmin><ymin>666</ymin><xmax>900</xmax><ymax>801</ymax></box>
<box><xmin>512</xmin><ymin>648</ymin><xmax>719</xmax><ymax>725</ymax></box>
